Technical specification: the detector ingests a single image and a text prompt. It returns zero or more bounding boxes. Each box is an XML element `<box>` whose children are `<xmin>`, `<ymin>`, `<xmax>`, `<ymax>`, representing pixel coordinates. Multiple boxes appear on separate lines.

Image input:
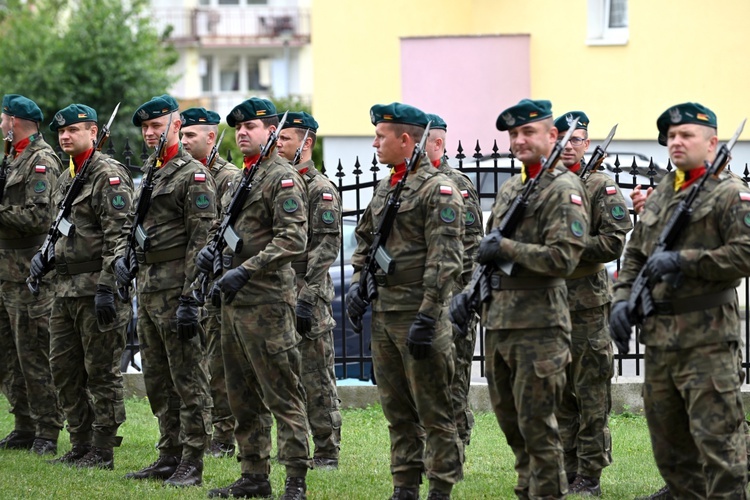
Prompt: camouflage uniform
<box><xmin>202</xmin><ymin>155</ymin><xmax>237</xmax><ymax>449</ymax></box>
<box><xmin>482</xmin><ymin>163</ymin><xmax>588</xmax><ymax>499</ymax></box>
<box><xmin>116</xmin><ymin>146</ymin><xmax>217</xmax><ymax>460</ymax></box>
<box><xmin>0</xmin><ymin>134</ymin><xmax>63</xmax><ymax>442</ymax></box>
<box><xmin>556</xmin><ymin>171</ymin><xmax>632</xmax><ymax>480</ymax></box>
<box><xmin>292</xmin><ymin>159</ymin><xmax>342</xmax><ymax>461</ymax></box>
<box><xmin>351</xmin><ymin>157</ymin><xmax>465</xmax><ymax>493</ymax></box>
<box><xmin>438</xmin><ymin>159</ymin><xmax>483</xmax><ymax>449</ymax></box>
<box><xmin>48</xmin><ymin>151</ymin><xmax>133</xmax><ymax>449</ymax></box>
<box><xmin>613</xmin><ymin>170</ymin><xmax>750</xmax><ymax>498</ymax></box>
<box><xmin>216</xmin><ymin>152</ymin><xmax>311</xmax><ymax>477</ymax></box>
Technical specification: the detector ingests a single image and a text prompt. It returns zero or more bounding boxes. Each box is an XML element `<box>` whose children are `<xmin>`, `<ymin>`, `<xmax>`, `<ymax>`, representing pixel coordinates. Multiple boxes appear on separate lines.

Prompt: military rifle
<box><xmin>292</xmin><ymin>129</ymin><xmax>310</xmax><ymax>166</ymax></box>
<box><xmin>579</xmin><ymin>124</ymin><xmax>618</xmax><ymax>180</ymax></box>
<box><xmin>626</xmin><ymin>119</ymin><xmax>746</xmax><ymax>326</ymax></box>
<box><xmin>453</xmin><ymin>118</ymin><xmax>580</xmax><ymax>336</ymax></box>
<box><xmin>191</xmin><ymin>111</ymin><xmax>289</xmax><ymax>306</ymax></box>
<box><xmin>116</xmin><ymin>113</ymin><xmax>173</xmax><ymax>302</ymax></box>
<box><xmin>27</xmin><ymin>103</ymin><xmax>121</xmax><ymax>295</ymax></box>
<box><xmin>349</xmin><ymin>121</ymin><xmax>432</xmax><ymax>333</ymax></box>
<box><xmin>206</xmin><ymin>129</ymin><xmax>225</xmax><ymax>171</ymax></box>
<box><xmin>0</xmin><ymin>126</ymin><xmax>13</xmax><ymax>204</ymax></box>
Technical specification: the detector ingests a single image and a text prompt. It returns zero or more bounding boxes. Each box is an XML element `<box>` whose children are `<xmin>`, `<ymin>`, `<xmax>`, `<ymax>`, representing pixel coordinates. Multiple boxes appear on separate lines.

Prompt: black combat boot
<box><xmin>124</xmin><ymin>454</ymin><xmax>180</xmax><ymax>480</ymax></box>
<box><xmin>163</xmin><ymin>457</ymin><xmax>203</xmax><ymax>487</ymax></box>
<box><xmin>391</xmin><ymin>487</ymin><xmax>420</xmax><ymax>500</ymax></box>
<box><xmin>48</xmin><ymin>443</ymin><xmax>91</xmax><ymax>465</ymax></box>
<box><xmin>279</xmin><ymin>476</ymin><xmax>306</xmax><ymax>500</ymax></box>
<box><xmin>76</xmin><ymin>446</ymin><xmax>114</xmax><ymax>470</ymax></box>
<box><xmin>312</xmin><ymin>457</ymin><xmax>338</xmax><ymax>470</ymax></box>
<box><xmin>0</xmin><ymin>430</ymin><xmax>35</xmax><ymax>450</ymax></box>
<box><xmin>208</xmin><ymin>439</ymin><xmax>236</xmax><ymax>458</ymax></box>
<box><xmin>207</xmin><ymin>473</ymin><xmax>273</xmax><ymax>498</ymax></box>
<box><xmin>30</xmin><ymin>437</ymin><xmax>57</xmax><ymax>456</ymax></box>
<box><xmin>426</xmin><ymin>491</ymin><xmax>450</xmax><ymax>500</ymax></box>
<box><xmin>635</xmin><ymin>485</ymin><xmax>673</xmax><ymax>500</ymax></box>
<box><xmin>569</xmin><ymin>475</ymin><xmax>602</xmax><ymax>496</ymax></box>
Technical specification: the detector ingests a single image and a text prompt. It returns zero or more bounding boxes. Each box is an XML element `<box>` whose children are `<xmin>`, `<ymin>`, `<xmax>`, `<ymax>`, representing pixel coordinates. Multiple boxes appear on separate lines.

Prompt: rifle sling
<box><xmin>566</xmin><ymin>263</ymin><xmax>605</xmax><ymax>280</ymax></box>
<box><xmin>490</xmin><ymin>274</ymin><xmax>565</xmax><ymax>290</ymax></box>
<box><xmin>55</xmin><ymin>259</ymin><xmax>103</xmax><ymax>275</ymax></box>
<box><xmin>373</xmin><ymin>267</ymin><xmax>424</xmax><ymax>287</ymax></box>
<box><xmin>0</xmin><ymin>234</ymin><xmax>46</xmax><ymax>250</ymax></box>
<box><xmin>653</xmin><ymin>288</ymin><xmax>735</xmax><ymax>316</ymax></box>
<box><xmin>136</xmin><ymin>246</ymin><xmax>186</xmax><ymax>265</ymax></box>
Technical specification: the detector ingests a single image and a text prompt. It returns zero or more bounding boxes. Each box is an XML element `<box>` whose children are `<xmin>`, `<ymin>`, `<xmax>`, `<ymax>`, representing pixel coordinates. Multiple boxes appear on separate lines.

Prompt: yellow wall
<box><xmin>313</xmin><ymin>0</ymin><xmax>750</xmax><ymax>140</ymax></box>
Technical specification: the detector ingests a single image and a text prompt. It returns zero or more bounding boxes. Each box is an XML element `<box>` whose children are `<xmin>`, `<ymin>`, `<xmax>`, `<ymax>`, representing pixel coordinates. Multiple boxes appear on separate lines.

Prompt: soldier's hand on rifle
<box><xmin>217</xmin><ymin>266</ymin><xmax>250</xmax><ymax>305</ymax></box>
<box><xmin>476</xmin><ymin>230</ymin><xmax>504</xmax><ymax>264</ymax></box>
<box><xmin>645</xmin><ymin>251</ymin><xmax>682</xmax><ymax>282</ymax></box>
<box><xmin>407</xmin><ymin>313</ymin><xmax>436</xmax><ymax>360</ymax></box>
<box><xmin>95</xmin><ymin>285</ymin><xmax>117</xmax><ymax>326</ymax></box>
<box><xmin>176</xmin><ymin>296</ymin><xmax>199</xmax><ymax>340</ymax></box>
<box><xmin>30</xmin><ymin>249</ymin><xmax>52</xmax><ymax>279</ymax></box>
<box><xmin>345</xmin><ymin>282</ymin><xmax>368</xmax><ymax>333</ymax></box>
<box><xmin>449</xmin><ymin>291</ymin><xmax>471</xmax><ymax>338</ymax></box>
<box><xmin>195</xmin><ymin>246</ymin><xmax>216</xmax><ymax>275</ymax></box>
<box><xmin>609</xmin><ymin>301</ymin><xmax>633</xmax><ymax>354</ymax></box>
<box><xmin>114</xmin><ymin>253</ymin><xmax>137</xmax><ymax>286</ymax></box>
<box><xmin>295</xmin><ymin>299</ymin><xmax>314</xmax><ymax>335</ymax></box>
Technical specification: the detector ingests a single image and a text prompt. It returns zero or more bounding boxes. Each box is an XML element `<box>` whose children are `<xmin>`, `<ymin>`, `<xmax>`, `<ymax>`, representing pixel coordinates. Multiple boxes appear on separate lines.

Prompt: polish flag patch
<box><xmin>281</xmin><ymin>179</ymin><xmax>294</xmax><ymax>188</ymax></box>
<box><xmin>440</xmin><ymin>185</ymin><xmax>453</xmax><ymax>195</ymax></box>
<box><xmin>194</xmin><ymin>172</ymin><xmax>206</xmax><ymax>182</ymax></box>
<box><xmin>605</xmin><ymin>186</ymin><xmax>617</xmax><ymax>195</ymax></box>
<box><xmin>461</xmin><ymin>189</ymin><xmax>469</xmax><ymax>198</ymax></box>
<box><xmin>570</xmin><ymin>193</ymin><xmax>583</xmax><ymax>205</ymax></box>
<box><xmin>322</xmin><ymin>192</ymin><xmax>333</xmax><ymax>201</ymax></box>
<box><xmin>35</xmin><ymin>165</ymin><xmax>46</xmax><ymax>173</ymax></box>
<box><xmin>740</xmin><ymin>192</ymin><xmax>750</xmax><ymax>202</ymax></box>
<box><xmin>109</xmin><ymin>176</ymin><xmax>120</xmax><ymax>186</ymax></box>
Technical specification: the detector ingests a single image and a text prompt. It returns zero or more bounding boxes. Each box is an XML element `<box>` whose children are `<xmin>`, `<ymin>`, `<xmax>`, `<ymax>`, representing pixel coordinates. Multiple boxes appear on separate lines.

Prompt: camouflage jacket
<box><xmin>351</xmin><ymin>156</ymin><xmax>464</xmax><ymax>319</ymax></box>
<box><xmin>0</xmin><ymin>135</ymin><xmax>62</xmax><ymax>283</ymax></box>
<box><xmin>438</xmin><ymin>159</ymin><xmax>484</xmax><ymax>291</ymax></box>
<box><xmin>481</xmin><ymin>163</ymin><xmax>589</xmax><ymax>330</ymax></box>
<box><xmin>214</xmin><ymin>151</ymin><xmax>307</xmax><ymax>307</ymax></box>
<box><xmin>52</xmin><ymin>151</ymin><xmax>134</xmax><ymax>296</ymax></box>
<box><xmin>292</xmin><ymin>159</ymin><xmax>341</xmax><ymax>335</ymax></box>
<box><xmin>566</xmin><ymin>170</ymin><xmax>632</xmax><ymax>311</ymax></box>
<box><xmin>613</xmin><ymin>170</ymin><xmax>750</xmax><ymax>348</ymax></box>
<box><xmin>116</xmin><ymin>146</ymin><xmax>218</xmax><ymax>296</ymax></box>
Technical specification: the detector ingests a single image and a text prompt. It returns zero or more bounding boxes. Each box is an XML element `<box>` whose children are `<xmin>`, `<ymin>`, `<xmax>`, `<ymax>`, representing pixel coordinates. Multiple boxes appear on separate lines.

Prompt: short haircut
<box><xmin>390</xmin><ymin>123</ymin><xmax>425</xmax><ymax>142</ymax></box>
<box><xmin>260</xmin><ymin>114</ymin><xmax>280</xmax><ymax>129</ymax></box>
<box><xmin>293</xmin><ymin>128</ymin><xmax>317</xmax><ymax>148</ymax></box>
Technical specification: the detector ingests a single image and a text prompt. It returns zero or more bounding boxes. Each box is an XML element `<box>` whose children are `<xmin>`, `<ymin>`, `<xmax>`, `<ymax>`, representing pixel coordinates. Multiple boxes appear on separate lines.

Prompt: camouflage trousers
<box><xmin>371</xmin><ymin>308</ymin><xmax>463</xmax><ymax>492</ymax></box>
<box><xmin>451</xmin><ymin>313</ymin><xmax>477</xmax><ymax>449</ymax></box>
<box><xmin>49</xmin><ymin>296</ymin><xmax>130</xmax><ymax>448</ymax></box>
<box><xmin>0</xmin><ymin>280</ymin><xmax>62</xmax><ymax>440</ymax></box>
<box><xmin>485</xmin><ymin>326</ymin><xmax>571</xmax><ymax>500</ymax></box>
<box><xmin>298</xmin><ymin>329</ymin><xmax>341</xmax><ymax>459</ymax></box>
<box><xmin>203</xmin><ymin>306</ymin><xmax>235</xmax><ymax>445</ymax></box>
<box><xmin>137</xmin><ymin>289</ymin><xmax>212</xmax><ymax>459</ymax></box>
<box><xmin>644</xmin><ymin>342</ymin><xmax>748</xmax><ymax>499</ymax></box>
<box><xmin>222</xmin><ymin>301</ymin><xmax>311</xmax><ymax>476</ymax></box>
<box><xmin>556</xmin><ymin>305</ymin><xmax>613</xmax><ymax>479</ymax></box>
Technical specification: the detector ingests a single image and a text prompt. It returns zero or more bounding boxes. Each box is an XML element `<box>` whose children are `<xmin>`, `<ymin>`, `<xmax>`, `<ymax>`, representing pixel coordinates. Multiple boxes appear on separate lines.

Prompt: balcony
<box><xmin>152</xmin><ymin>7</ymin><xmax>310</xmax><ymax>47</ymax></box>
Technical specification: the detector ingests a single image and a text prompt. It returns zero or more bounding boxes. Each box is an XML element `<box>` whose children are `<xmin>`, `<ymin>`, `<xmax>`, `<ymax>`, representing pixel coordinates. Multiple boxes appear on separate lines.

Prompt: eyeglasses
<box><xmin>568</xmin><ymin>137</ymin><xmax>587</xmax><ymax>146</ymax></box>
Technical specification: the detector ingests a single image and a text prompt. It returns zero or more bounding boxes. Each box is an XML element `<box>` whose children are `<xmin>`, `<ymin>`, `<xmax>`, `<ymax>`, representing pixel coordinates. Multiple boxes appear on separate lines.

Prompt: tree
<box><xmin>0</xmin><ymin>0</ymin><xmax>177</xmax><ymax>164</ymax></box>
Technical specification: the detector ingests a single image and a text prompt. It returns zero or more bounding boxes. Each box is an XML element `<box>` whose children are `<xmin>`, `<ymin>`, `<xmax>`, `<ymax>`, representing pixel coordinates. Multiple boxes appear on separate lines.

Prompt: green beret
<box><xmin>370</xmin><ymin>102</ymin><xmax>428</xmax><ymax>128</ymax></box>
<box><xmin>227</xmin><ymin>98</ymin><xmax>277</xmax><ymax>127</ymax></box>
<box><xmin>132</xmin><ymin>94</ymin><xmax>179</xmax><ymax>126</ymax></box>
<box><xmin>657</xmin><ymin>102</ymin><xmax>717</xmax><ymax>146</ymax></box>
<box><xmin>180</xmin><ymin>107</ymin><xmax>221</xmax><ymax>128</ymax></box>
<box><xmin>426</xmin><ymin>113</ymin><xmax>447</xmax><ymax>131</ymax></box>
<box><xmin>496</xmin><ymin>99</ymin><xmax>553</xmax><ymax>131</ymax></box>
<box><xmin>279</xmin><ymin>111</ymin><xmax>318</xmax><ymax>132</ymax></box>
<box><xmin>49</xmin><ymin>104</ymin><xmax>97</xmax><ymax>132</ymax></box>
<box><xmin>554</xmin><ymin>111</ymin><xmax>589</xmax><ymax>133</ymax></box>
<box><xmin>2</xmin><ymin>94</ymin><xmax>43</xmax><ymax>123</ymax></box>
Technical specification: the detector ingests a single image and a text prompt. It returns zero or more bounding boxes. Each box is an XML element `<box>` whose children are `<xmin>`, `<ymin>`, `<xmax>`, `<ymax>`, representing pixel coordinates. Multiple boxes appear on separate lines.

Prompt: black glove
<box><xmin>114</xmin><ymin>253</ymin><xmax>136</xmax><ymax>286</ymax></box>
<box><xmin>449</xmin><ymin>291</ymin><xmax>471</xmax><ymax>338</ymax></box>
<box><xmin>345</xmin><ymin>282</ymin><xmax>369</xmax><ymax>333</ymax></box>
<box><xmin>195</xmin><ymin>246</ymin><xmax>216</xmax><ymax>275</ymax></box>
<box><xmin>295</xmin><ymin>299</ymin><xmax>314</xmax><ymax>335</ymax></box>
<box><xmin>610</xmin><ymin>301</ymin><xmax>633</xmax><ymax>354</ymax></box>
<box><xmin>645</xmin><ymin>251</ymin><xmax>682</xmax><ymax>282</ymax></box>
<box><xmin>30</xmin><ymin>250</ymin><xmax>51</xmax><ymax>279</ymax></box>
<box><xmin>176</xmin><ymin>295</ymin><xmax>199</xmax><ymax>340</ymax></box>
<box><xmin>217</xmin><ymin>267</ymin><xmax>250</xmax><ymax>305</ymax></box>
<box><xmin>407</xmin><ymin>313</ymin><xmax>436</xmax><ymax>360</ymax></box>
<box><xmin>95</xmin><ymin>285</ymin><xmax>117</xmax><ymax>326</ymax></box>
<box><xmin>476</xmin><ymin>230</ymin><xmax>504</xmax><ymax>264</ymax></box>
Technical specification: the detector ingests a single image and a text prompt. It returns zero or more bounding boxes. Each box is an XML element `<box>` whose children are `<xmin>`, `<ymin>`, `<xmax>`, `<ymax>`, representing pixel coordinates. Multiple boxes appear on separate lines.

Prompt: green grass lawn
<box><xmin>0</xmin><ymin>397</ymin><xmax>667</xmax><ymax>499</ymax></box>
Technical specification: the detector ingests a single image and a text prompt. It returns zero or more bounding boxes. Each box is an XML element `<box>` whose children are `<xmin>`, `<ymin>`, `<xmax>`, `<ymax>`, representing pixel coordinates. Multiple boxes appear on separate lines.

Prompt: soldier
<box><xmin>114</xmin><ymin>95</ymin><xmax>217</xmax><ymax>487</ymax></box>
<box><xmin>424</xmin><ymin>113</ymin><xmax>483</xmax><ymax>449</ymax></box>
<box><xmin>29</xmin><ymin>104</ymin><xmax>134</xmax><ymax>469</ymax></box>
<box><xmin>196</xmin><ymin>97</ymin><xmax>311</xmax><ymax>500</ymax></box>
<box><xmin>0</xmin><ymin>94</ymin><xmax>64</xmax><ymax>455</ymax></box>
<box><xmin>552</xmin><ymin>111</ymin><xmax>632</xmax><ymax>495</ymax></box>
<box><xmin>180</xmin><ymin>107</ymin><xmax>238</xmax><ymax>459</ymax></box>
<box><xmin>276</xmin><ymin>111</ymin><xmax>343</xmax><ymax>470</ymax></box>
<box><xmin>452</xmin><ymin>99</ymin><xmax>589</xmax><ymax>499</ymax></box>
<box><xmin>346</xmin><ymin>103</ymin><xmax>464</xmax><ymax>500</ymax></box>
<box><xmin>611</xmin><ymin>102</ymin><xmax>750</xmax><ymax>498</ymax></box>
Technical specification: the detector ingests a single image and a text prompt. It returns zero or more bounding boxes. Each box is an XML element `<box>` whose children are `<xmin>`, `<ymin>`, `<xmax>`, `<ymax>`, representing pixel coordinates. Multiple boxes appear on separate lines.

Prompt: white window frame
<box><xmin>587</xmin><ymin>0</ymin><xmax>629</xmax><ymax>46</ymax></box>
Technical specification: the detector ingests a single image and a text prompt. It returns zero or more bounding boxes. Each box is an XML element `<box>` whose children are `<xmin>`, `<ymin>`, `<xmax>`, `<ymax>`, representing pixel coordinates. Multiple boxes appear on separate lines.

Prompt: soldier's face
<box><xmin>508</xmin><ymin>121</ymin><xmax>557</xmax><ymax>166</ymax></box>
<box><xmin>667</xmin><ymin>123</ymin><xmax>718</xmax><ymax>171</ymax></box>
<box><xmin>373</xmin><ymin>123</ymin><xmax>409</xmax><ymax>165</ymax></box>
<box><xmin>0</xmin><ymin>113</ymin><xmax>10</xmax><ymax>138</ymax></box>
<box><xmin>277</xmin><ymin>129</ymin><xmax>301</xmax><ymax>162</ymax></box>
<box><xmin>426</xmin><ymin>131</ymin><xmax>445</xmax><ymax>163</ymax></box>
<box><xmin>141</xmin><ymin>115</ymin><xmax>176</xmax><ymax>149</ymax></box>
<box><xmin>57</xmin><ymin>122</ymin><xmax>97</xmax><ymax>156</ymax></box>
<box><xmin>561</xmin><ymin>130</ymin><xmax>590</xmax><ymax>168</ymax></box>
<box><xmin>181</xmin><ymin>125</ymin><xmax>212</xmax><ymax>161</ymax></box>
<box><xmin>235</xmin><ymin>119</ymin><xmax>273</xmax><ymax>157</ymax></box>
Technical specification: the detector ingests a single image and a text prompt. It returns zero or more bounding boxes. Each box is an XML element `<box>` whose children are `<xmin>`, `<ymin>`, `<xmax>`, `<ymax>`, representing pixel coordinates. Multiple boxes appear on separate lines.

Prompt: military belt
<box><xmin>490</xmin><ymin>274</ymin><xmax>565</xmax><ymax>290</ymax></box>
<box><xmin>292</xmin><ymin>261</ymin><xmax>308</xmax><ymax>275</ymax></box>
<box><xmin>653</xmin><ymin>288</ymin><xmax>736</xmax><ymax>315</ymax></box>
<box><xmin>0</xmin><ymin>233</ymin><xmax>46</xmax><ymax>250</ymax></box>
<box><xmin>55</xmin><ymin>259</ymin><xmax>103</xmax><ymax>275</ymax></box>
<box><xmin>566</xmin><ymin>262</ymin><xmax>605</xmax><ymax>280</ymax></box>
<box><xmin>374</xmin><ymin>267</ymin><xmax>424</xmax><ymax>287</ymax></box>
<box><xmin>136</xmin><ymin>246</ymin><xmax>186</xmax><ymax>265</ymax></box>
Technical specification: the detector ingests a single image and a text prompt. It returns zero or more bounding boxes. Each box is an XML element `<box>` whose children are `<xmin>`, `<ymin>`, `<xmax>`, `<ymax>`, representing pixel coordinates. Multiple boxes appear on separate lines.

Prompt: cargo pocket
<box><xmin>588</xmin><ymin>334</ymin><xmax>614</xmax><ymax>381</ymax></box>
<box><xmin>28</xmin><ymin>297</ymin><xmax>53</xmax><ymax>352</ymax></box>
<box><xmin>533</xmin><ymin>349</ymin><xmax>571</xmax><ymax>379</ymax></box>
<box><xmin>265</xmin><ymin>330</ymin><xmax>301</xmax><ymax>356</ymax></box>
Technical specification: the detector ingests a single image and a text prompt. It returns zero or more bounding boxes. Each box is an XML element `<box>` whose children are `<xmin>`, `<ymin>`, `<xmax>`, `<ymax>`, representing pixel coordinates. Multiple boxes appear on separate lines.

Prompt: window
<box><xmin>587</xmin><ymin>0</ymin><xmax>628</xmax><ymax>46</ymax></box>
